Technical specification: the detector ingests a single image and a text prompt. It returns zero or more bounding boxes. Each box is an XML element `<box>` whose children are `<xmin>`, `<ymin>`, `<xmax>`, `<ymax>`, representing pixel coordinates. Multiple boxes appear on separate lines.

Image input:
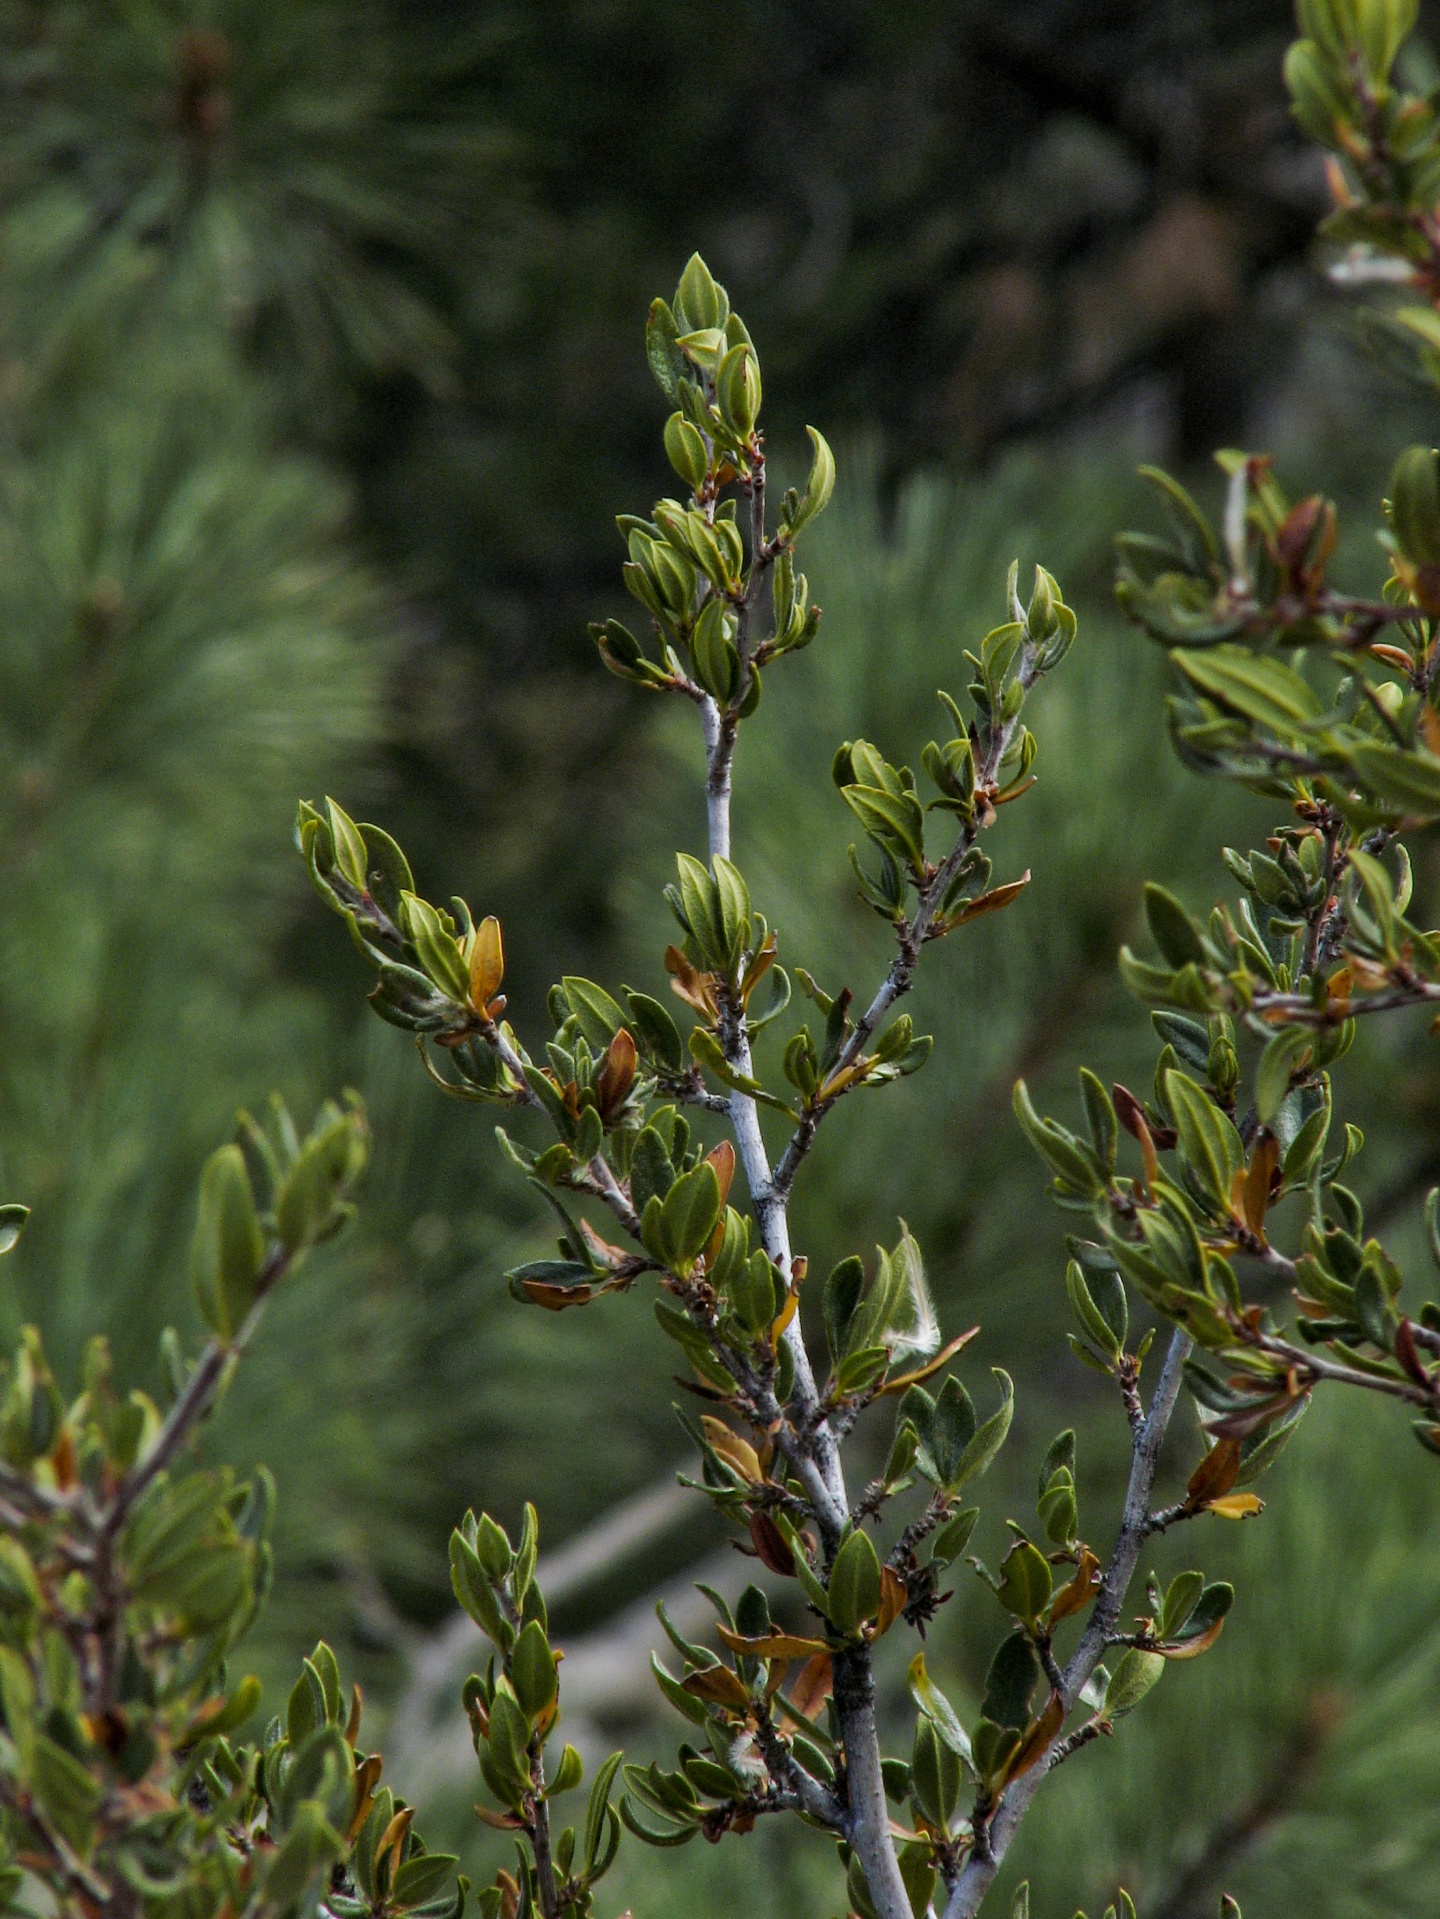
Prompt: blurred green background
<box><xmin>3</xmin><ymin>3</ymin><xmax>1440</xmax><ymax>1914</ymax></box>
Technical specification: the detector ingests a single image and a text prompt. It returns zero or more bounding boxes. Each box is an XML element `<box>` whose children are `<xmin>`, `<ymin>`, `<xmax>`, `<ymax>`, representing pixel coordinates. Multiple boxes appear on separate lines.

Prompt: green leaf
<box><xmin>585</xmin><ymin>1751</ymin><xmax>625</xmax><ymax>1869</ymax></box>
<box><xmin>1163</xmin><ymin>1069</ymin><xmax>1243</xmax><ymax>1208</ymax></box>
<box><xmin>1144</xmin><ymin>883</ymin><xmax>1206</xmax><ymax>968</ymax></box>
<box><xmin>1255</xmin><ymin>1028</ymin><xmax>1312</xmax><ymax>1126</ymax></box>
<box><xmin>824</xmin><ymin>1256</ymin><xmax>865</xmax><ymax>1364</ymax></box>
<box><xmin>562</xmin><ymin>978</ymin><xmax>628</xmax><ymax>1051</ymax></box>
<box><xmin>907</xmin><ymin>1652</ymin><xmax>972</xmax><ymax>1762</ymax></box>
<box><xmin>510</xmin><ymin>1620</ymin><xmax>558</xmax><ymax>1720</ymax></box>
<box><xmin>403</xmin><ymin>893</ymin><xmax>470</xmax><ymax>1002</ymax></box>
<box><xmin>1172</xmin><ymin>647</ymin><xmax>1323</xmax><ymax>733</ymax></box>
<box><xmin>190</xmin><ymin>1144</ymin><xmax>263</xmax><ymax>1341</ymax></box>
<box><xmin>948</xmin><ymin>1370</ymin><xmax>1014</xmax><ymax>1491</ymax></box>
<box><xmin>449</xmin><ymin>1529</ymin><xmax>513</xmax><ymax>1652</ymax></box>
<box><xmin>657</xmin><ymin>1163</ymin><xmax>722</xmax><ymax>1271</ymax></box>
<box><xmin>32</xmin><ymin>1734</ymin><xmax>104</xmax><ymax>1853</ymax></box>
<box><xmin>787</xmin><ymin>427</ymin><xmax>836</xmax><ymax>535</ymax></box>
<box><xmin>625</xmin><ymin>991</ymin><xmax>685</xmax><ymax>1073</ymax></box>
<box><xmin>826</xmin><ymin>1529</ymin><xmax>882</xmax><ymax>1636</ymax></box>
<box><xmin>981</xmin><ymin>1631</ymin><xmax>1039</xmax><ymax>1731</ymax></box>
<box><xmin>0</xmin><ymin>1206</ymin><xmax>28</xmax><ymax>1257</ymax></box>
<box><xmin>995</xmin><ymin>1539</ymin><xmax>1053</xmax><ymax>1627</ymax></box>
<box><xmin>1105</xmin><ymin>1648</ymin><xmax>1165</xmax><ymax>1716</ymax></box>
<box><xmin>1347</xmin><ymin>743</ymin><xmax>1440</xmax><ymax>816</ymax></box>
<box><xmin>843</xmin><ymin>784</ymin><xmax>926</xmax><ymax>872</ymax></box>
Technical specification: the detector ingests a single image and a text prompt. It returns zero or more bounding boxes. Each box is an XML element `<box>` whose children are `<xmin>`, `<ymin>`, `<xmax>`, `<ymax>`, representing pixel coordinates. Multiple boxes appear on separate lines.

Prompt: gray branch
<box><xmin>943</xmin><ymin>1326</ymin><xmax>1192</xmax><ymax>1919</ymax></box>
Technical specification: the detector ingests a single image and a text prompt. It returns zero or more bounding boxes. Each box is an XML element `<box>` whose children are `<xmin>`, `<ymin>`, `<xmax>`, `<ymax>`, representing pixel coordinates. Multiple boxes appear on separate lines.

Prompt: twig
<box><xmin>769</xmin><ymin>645</ymin><xmax>1043</xmax><ymax>1206</ymax></box>
<box><xmin>692</xmin><ymin>492</ymin><xmax>910</xmax><ymax>1919</ymax></box>
<box><xmin>943</xmin><ymin>1326</ymin><xmax>1192</xmax><ymax>1919</ymax></box>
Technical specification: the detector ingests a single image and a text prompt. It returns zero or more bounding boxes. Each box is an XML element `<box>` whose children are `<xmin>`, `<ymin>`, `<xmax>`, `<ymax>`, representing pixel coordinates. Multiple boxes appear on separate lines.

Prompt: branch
<box><xmin>753</xmin><ymin>1701</ymin><xmax>846</xmax><ymax>1831</ymax></box>
<box><xmin>528</xmin><ymin>1741</ymin><xmax>561</xmax><ymax>1919</ymax></box>
<box><xmin>943</xmin><ymin>1326</ymin><xmax>1192</xmax><ymax>1919</ymax></box>
<box><xmin>770</xmin><ymin>645</ymin><xmax>1043</xmax><ymax>1205</ymax></box>
<box><xmin>86</xmin><ymin>1245</ymin><xmax>292</xmax><ymax>1711</ymax></box>
<box><xmin>576</xmin><ymin>1153</ymin><xmax>643</xmax><ymax>1238</ymax></box>
<box><xmin>693</xmin><ymin>503</ymin><xmax>910</xmax><ymax>1919</ymax></box>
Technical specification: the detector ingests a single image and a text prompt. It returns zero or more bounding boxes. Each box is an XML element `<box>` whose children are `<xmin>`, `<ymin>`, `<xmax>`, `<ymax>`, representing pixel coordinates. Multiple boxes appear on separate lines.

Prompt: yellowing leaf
<box><xmin>875</xmin><ymin>1326</ymin><xmax>980</xmax><ymax>1396</ymax></box>
<box><xmin>469</xmin><ymin>916</ymin><xmax>505</xmax><ymax>1013</ymax></box>
<box><xmin>715</xmin><ymin>1626</ymin><xmax>831</xmax><ymax>1660</ymax></box>
<box><xmin>1205</xmin><ymin>1492</ymin><xmax>1264</xmax><ymax>1520</ymax></box>
<box><xmin>700</xmin><ymin>1416</ymin><xmax>763</xmax><ymax>1482</ymax></box>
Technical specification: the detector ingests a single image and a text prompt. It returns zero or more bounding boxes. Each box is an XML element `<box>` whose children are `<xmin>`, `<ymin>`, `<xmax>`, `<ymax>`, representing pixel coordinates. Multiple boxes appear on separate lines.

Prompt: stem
<box><xmin>89</xmin><ymin>1246</ymin><xmax>290</xmax><ymax>1711</ymax></box>
<box><xmin>770</xmin><ymin>647</ymin><xmax>1041</xmax><ymax>1205</ymax></box>
<box><xmin>943</xmin><ymin>1327</ymin><xmax>1192</xmax><ymax>1919</ymax></box>
<box><xmin>529</xmin><ymin>1747</ymin><xmax>560</xmax><ymax>1919</ymax></box>
<box><xmin>702</xmin><ymin>697</ymin><xmax>735</xmax><ymax>863</ymax></box>
<box><xmin>833</xmin><ymin>1645</ymin><xmax>913</xmax><ymax>1919</ymax></box>
<box><xmin>695</xmin><ymin>520</ymin><xmax>910</xmax><ymax>1919</ymax></box>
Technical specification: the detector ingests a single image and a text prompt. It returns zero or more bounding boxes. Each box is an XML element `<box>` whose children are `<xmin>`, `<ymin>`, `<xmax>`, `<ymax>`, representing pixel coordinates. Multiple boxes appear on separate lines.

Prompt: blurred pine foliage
<box><xmin>0</xmin><ymin>4</ymin><xmax>1437</xmax><ymax>1913</ymax></box>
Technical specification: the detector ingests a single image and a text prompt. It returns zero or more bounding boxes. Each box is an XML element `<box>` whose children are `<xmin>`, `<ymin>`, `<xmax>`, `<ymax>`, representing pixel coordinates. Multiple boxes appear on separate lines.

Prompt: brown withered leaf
<box><xmin>1048</xmin><ymin>1548</ymin><xmax>1100</xmax><ymax>1625</ymax></box>
<box><xmin>1241</xmin><ymin>1133</ymin><xmax>1279</xmax><ymax>1236</ymax></box>
<box><xmin>664</xmin><ymin>945</ymin><xmax>719</xmax><ymax>1019</ymax></box>
<box><xmin>680</xmin><ymin>1665</ymin><xmax>752</xmax><ymax>1710</ymax></box>
<box><xmin>1185</xmin><ymin>1437</ymin><xmax>1241</xmax><ymax>1509</ymax></box>
<box><xmin>749</xmin><ymin>1510</ymin><xmax>795</xmax><ymax>1576</ymax></box>
<box><xmin>788</xmin><ymin>1652</ymin><xmax>833</xmax><ymax>1720</ymax></box>
<box><xmin>522</xmin><ymin>1278</ymin><xmax>597</xmax><ymax>1310</ymax></box>
<box><xmin>474</xmin><ymin>1804</ymin><xmax>524</xmax><ymax>1831</ymax></box>
<box><xmin>1002</xmin><ymin>1690</ymin><xmax>1065</xmax><ymax>1786</ymax></box>
<box><xmin>874</xmin><ymin>1566</ymin><xmax>908</xmax><ymax>1638</ymax></box>
<box><xmin>716</xmin><ymin>1625</ymin><xmax>831</xmax><ymax>1660</ymax></box>
<box><xmin>595</xmin><ymin>1027</ymin><xmax>637</xmax><ymax>1117</ymax></box>
<box><xmin>946</xmin><ymin>872</ymin><xmax>1031</xmax><ymax>930</ymax></box>
<box><xmin>1396</xmin><ymin>1316</ymin><xmax>1431</xmax><ymax>1388</ymax></box>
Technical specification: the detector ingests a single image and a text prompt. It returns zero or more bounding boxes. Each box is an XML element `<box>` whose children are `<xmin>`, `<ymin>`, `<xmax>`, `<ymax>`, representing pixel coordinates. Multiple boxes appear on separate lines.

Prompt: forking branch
<box><xmin>299</xmin><ymin>248</ymin><xmax>1259</xmax><ymax>1919</ymax></box>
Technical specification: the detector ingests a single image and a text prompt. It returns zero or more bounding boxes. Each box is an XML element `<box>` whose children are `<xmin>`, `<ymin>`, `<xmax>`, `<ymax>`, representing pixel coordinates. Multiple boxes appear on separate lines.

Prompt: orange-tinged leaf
<box><xmin>469</xmin><ymin>916</ymin><xmax>505</xmax><ymax>1014</ymax></box>
<box><xmin>789</xmin><ymin>1653</ymin><xmax>833</xmax><ymax>1719</ymax></box>
<box><xmin>346</xmin><ymin>1684</ymin><xmax>364</xmax><ymax>1748</ymax></box>
<box><xmin>875</xmin><ymin>1326</ymin><xmax>981</xmax><ymax>1395</ymax></box>
<box><xmin>680</xmin><ymin>1665</ymin><xmax>752</xmax><ymax>1709</ymax></box>
<box><xmin>739</xmin><ymin>935</ymin><xmax>777</xmax><ymax>1005</ymax></box>
<box><xmin>664</xmin><ymin>945</ymin><xmax>718</xmax><ymax>1019</ymax></box>
<box><xmin>716</xmin><ymin>1626</ymin><xmax>832</xmax><ymax>1660</ymax></box>
<box><xmin>522</xmin><ymin>1279</ymin><xmax>597</xmax><ymax>1310</ymax></box>
<box><xmin>596</xmin><ymin>1027</ymin><xmax>638</xmax><ymax>1116</ymax></box>
<box><xmin>474</xmin><ymin>1804</ymin><xmax>525</xmax><ymax>1831</ymax></box>
<box><xmin>1205</xmin><ymin>1492</ymin><xmax>1264</xmax><ymax>1519</ymax></box>
<box><xmin>704</xmin><ymin>1140</ymin><xmax>736</xmax><ymax>1210</ymax></box>
<box><xmin>874</xmin><ymin>1566</ymin><xmax>907</xmax><ymax>1638</ymax></box>
<box><xmin>1242</xmin><ymin>1134</ymin><xmax>1278</xmax><ymax>1235</ymax></box>
<box><xmin>701</xmin><ymin>1416</ymin><xmax>763</xmax><ymax>1482</ymax></box>
<box><xmin>1048</xmin><ymin>1548</ymin><xmax>1100</xmax><ymax>1624</ymax></box>
<box><xmin>1186</xmin><ymin>1438</ymin><xmax>1241</xmax><ymax>1508</ymax></box>
<box><xmin>1159</xmin><ymin>1618</ymin><xmax>1227</xmax><ymax>1660</ymax></box>
<box><xmin>1002</xmin><ymin>1690</ymin><xmax>1065</xmax><ymax>1784</ymax></box>
<box><xmin>946</xmin><ymin>872</ymin><xmax>1031</xmax><ymax>927</ymax></box>
<box><xmin>1371</xmin><ymin>641</ymin><xmax>1415</xmax><ymax>673</ymax></box>
<box><xmin>376</xmin><ymin>1806</ymin><xmax>414</xmax><ymax>1882</ymax></box>
<box><xmin>769</xmin><ymin>1285</ymin><xmax>800</xmax><ymax>1349</ymax></box>
<box><xmin>1421</xmin><ymin>701</ymin><xmax>1440</xmax><ymax>755</ymax></box>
